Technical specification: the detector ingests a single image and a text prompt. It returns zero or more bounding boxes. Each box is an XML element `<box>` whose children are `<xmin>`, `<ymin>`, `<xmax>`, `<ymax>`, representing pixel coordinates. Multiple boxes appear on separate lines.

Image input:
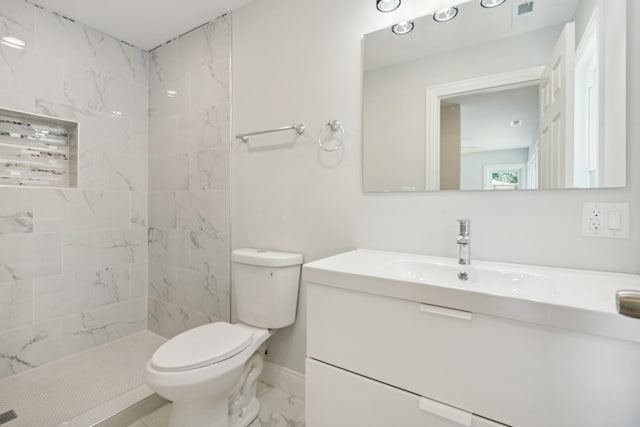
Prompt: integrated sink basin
<box><xmin>304</xmin><ymin>249</ymin><xmax>640</xmax><ymax>343</ymax></box>
<box><xmin>374</xmin><ymin>258</ymin><xmax>553</xmax><ymax>302</ymax></box>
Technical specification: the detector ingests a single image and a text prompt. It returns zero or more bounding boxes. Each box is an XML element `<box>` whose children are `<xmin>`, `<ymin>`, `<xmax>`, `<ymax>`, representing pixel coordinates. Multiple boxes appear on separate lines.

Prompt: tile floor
<box><xmin>128</xmin><ymin>382</ymin><xmax>305</xmax><ymax>427</ymax></box>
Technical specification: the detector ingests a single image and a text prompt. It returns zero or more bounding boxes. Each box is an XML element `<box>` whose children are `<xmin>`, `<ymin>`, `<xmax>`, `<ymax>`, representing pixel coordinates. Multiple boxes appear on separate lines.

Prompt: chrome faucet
<box><xmin>456</xmin><ymin>219</ymin><xmax>471</xmax><ymax>265</ymax></box>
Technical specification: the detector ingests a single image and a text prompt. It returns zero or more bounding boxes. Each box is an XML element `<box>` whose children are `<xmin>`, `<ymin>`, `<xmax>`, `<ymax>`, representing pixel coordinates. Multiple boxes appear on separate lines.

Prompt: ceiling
<box><xmin>444</xmin><ymin>85</ymin><xmax>540</xmax><ymax>153</ymax></box>
<box><xmin>364</xmin><ymin>0</ymin><xmax>580</xmax><ymax>71</ymax></box>
<box><xmin>30</xmin><ymin>0</ymin><xmax>255</xmax><ymax>50</ymax></box>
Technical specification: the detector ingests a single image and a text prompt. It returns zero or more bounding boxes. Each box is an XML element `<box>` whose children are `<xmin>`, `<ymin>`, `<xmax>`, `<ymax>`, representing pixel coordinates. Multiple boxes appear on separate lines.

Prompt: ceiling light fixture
<box><xmin>480</xmin><ymin>0</ymin><xmax>507</xmax><ymax>8</ymax></box>
<box><xmin>511</xmin><ymin>120</ymin><xmax>522</xmax><ymax>127</ymax></box>
<box><xmin>1</xmin><ymin>36</ymin><xmax>26</xmax><ymax>50</ymax></box>
<box><xmin>392</xmin><ymin>20</ymin><xmax>414</xmax><ymax>35</ymax></box>
<box><xmin>377</xmin><ymin>0</ymin><xmax>401</xmax><ymax>12</ymax></box>
<box><xmin>166</xmin><ymin>90</ymin><xmax>178</xmax><ymax>98</ymax></box>
<box><xmin>433</xmin><ymin>7</ymin><xmax>459</xmax><ymax>22</ymax></box>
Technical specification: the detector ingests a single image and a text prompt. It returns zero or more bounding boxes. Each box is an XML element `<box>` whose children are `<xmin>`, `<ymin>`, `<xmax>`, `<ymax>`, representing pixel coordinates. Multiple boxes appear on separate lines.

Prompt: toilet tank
<box><xmin>232</xmin><ymin>248</ymin><xmax>303</xmax><ymax>329</ymax></box>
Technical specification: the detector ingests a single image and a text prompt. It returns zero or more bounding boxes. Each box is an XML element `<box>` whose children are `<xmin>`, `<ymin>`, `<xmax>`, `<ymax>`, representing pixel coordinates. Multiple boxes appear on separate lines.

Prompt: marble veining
<box><xmin>128</xmin><ymin>382</ymin><xmax>305</xmax><ymax>427</ymax></box>
<box><xmin>130</xmin><ymin>191</ymin><xmax>148</xmax><ymax>228</ymax></box>
<box><xmin>0</xmin><ymin>0</ymin><xmax>149</xmax><ymax>380</ymax></box>
<box><xmin>148</xmin><ymin>227</ymin><xmax>190</xmax><ymax>268</ymax></box>
<box><xmin>60</xmin><ymin>298</ymin><xmax>146</xmax><ymax>356</ymax></box>
<box><xmin>63</xmin><ymin>228</ymin><xmax>147</xmax><ymax>273</ymax></box>
<box><xmin>1</xmin><ymin>47</ymin><xmax>65</xmax><ymax>110</ymax></box>
<box><xmin>178</xmin><ymin>104</ymin><xmax>230</xmax><ymax>151</ymax></box>
<box><xmin>0</xmin><ymin>321</ymin><xmax>60</xmax><ymax>379</ymax></box>
<box><xmin>147</xmin><ymin>297</ymin><xmax>218</xmax><ymax>339</ymax></box>
<box><xmin>0</xmin><ymin>280</ymin><xmax>32</xmax><ymax>332</ymax></box>
<box><xmin>178</xmin><ymin>16</ymin><xmax>231</xmax><ymax>73</ymax></box>
<box><xmin>35</xmin><ymin>98</ymin><xmax>83</xmax><ymax>122</ymax></box>
<box><xmin>149</xmin><ymin>41</ymin><xmax>178</xmax><ymax>88</ymax></box>
<box><xmin>34</xmin><ymin>265</ymin><xmax>131</xmax><ymax>322</ymax></box>
<box><xmin>176</xmin><ymin>190</ymin><xmax>229</xmax><ymax>236</ymax></box>
<box><xmin>0</xmin><ymin>0</ymin><xmax>35</xmax><ymax>46</ymax></box>
<box><xmin>34</xmin><ymin>189</ymin><xmax>130</xmax><ymax>232</ymax></box>
<box><xmin>190</xmin><ymin>230</ymin><xmax>230</xmax><ymax>275</ymax></box>
<box><xmin>192</xmin><ymin>149</ymin><xmax>229</xmax><ymax>190</ymax></box>
<box><xmin>80</xmin><ymin>151</ymin><xmax>147</xmax><ymax>191</ymax></box>
<box><xmin>0</xmin><ymin>188</ymin><xmax>33</xmax><ymax>234</ymax></box>
<box><xmin>149</xmin><ymin>263</ymin><xmax>229</xmax><ymax>318</ymax></box>
<box><xmin>0</xmin><ymin>210</ymin><xmax>33</xmax><ymax>234</ymax></box>
<box><xmin>148</xmin><ymin>12</ymin><xmax>230</xmax><ymax>338</ymax></box>
<box><xmin>0</xmin><ymin>232</ymin><xmax>62</xmax><ymax>284</ymax></box>
<box><xmin>76</xmin><ymin>114</ymin><xmax>147</xmax><ymax>156</ymax></box>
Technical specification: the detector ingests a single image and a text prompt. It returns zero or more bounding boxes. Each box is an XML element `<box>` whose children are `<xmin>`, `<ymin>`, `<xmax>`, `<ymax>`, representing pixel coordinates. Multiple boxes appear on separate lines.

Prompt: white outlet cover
<box><xmin>582</xmin><ymin>203</ymin><xmax>630</xmax><ymax>238</ymax></box>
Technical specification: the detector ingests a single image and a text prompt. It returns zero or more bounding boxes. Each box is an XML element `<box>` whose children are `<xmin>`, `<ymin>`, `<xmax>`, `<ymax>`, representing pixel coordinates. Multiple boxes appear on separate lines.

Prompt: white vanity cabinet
<box><xmin>306</xmin><ymin>283</ymin><xmax>640</xmax><ymax>427</ymax></box>
<box><xmin>307</xmin><ymin>358</ymin><xmax>506</xmax><ymax>427</ymax></box>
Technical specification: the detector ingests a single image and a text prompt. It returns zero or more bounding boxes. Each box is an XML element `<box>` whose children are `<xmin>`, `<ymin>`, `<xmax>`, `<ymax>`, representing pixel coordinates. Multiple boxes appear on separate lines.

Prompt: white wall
<box><xmin>232</xmin><ymin>0</ymin><xmax>639</xmax><ymax>375</ymax></box>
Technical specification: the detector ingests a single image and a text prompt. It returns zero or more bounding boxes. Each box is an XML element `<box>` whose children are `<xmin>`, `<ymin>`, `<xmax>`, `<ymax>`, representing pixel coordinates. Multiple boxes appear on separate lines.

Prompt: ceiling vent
<box><xmin>518</xmin><ymin>1</ymin><xmax>534</xmax><ymax>15</ymax></box>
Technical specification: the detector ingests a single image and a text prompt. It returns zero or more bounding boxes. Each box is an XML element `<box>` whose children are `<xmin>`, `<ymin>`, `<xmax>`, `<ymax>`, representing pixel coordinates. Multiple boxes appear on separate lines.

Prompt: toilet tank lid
<box><xmin>232</xmin><ymin>248</ymin><xmax>303</xmax><ymax>267</ymax></box>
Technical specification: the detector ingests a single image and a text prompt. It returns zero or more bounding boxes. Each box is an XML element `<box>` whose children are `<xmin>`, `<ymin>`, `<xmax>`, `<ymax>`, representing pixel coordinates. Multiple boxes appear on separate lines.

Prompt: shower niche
<box><xmin>0</xmin><ymin>108</ymin><xmax>78</xmax><ymax>188</ymax></box>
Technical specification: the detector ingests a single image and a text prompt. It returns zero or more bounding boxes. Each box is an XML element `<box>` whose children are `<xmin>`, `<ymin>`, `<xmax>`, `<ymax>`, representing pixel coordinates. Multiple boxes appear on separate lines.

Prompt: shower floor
<box><xmin>0</xmin><ymin>330</ymin><xmax>166</xmax><ymax>427</ymax></box>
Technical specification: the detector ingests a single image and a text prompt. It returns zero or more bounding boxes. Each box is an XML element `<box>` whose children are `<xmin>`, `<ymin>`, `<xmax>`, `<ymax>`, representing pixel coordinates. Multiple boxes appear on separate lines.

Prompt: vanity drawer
<box><xmin>307</xmin><ymin>283</ymin><xmax>640</xmax><ymax>427</ymax></box>
<box><xmin>306</xmin><ymin>358</ymin><xmax>508</xmax><ymax>427</ymax></box>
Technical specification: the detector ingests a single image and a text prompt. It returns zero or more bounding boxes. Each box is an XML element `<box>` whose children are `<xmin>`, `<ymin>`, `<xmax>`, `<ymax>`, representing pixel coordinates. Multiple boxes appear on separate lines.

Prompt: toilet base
<box><xmin>169</xmin><ymin>398</ymin><xmax>228</xmax><ymax>427</ymax></box>
<box><xmin>229</xmin><ymin>397</ymin><xmax>260</xmax><ymax>427</ymax></box>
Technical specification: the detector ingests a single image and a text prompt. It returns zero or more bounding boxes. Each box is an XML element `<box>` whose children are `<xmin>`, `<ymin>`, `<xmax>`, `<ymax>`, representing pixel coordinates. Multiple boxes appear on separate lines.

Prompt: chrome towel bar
<box><xmin>236</xmin><ymin>124</ymin><xmax>305</xmax><ymax>143</ymax></box>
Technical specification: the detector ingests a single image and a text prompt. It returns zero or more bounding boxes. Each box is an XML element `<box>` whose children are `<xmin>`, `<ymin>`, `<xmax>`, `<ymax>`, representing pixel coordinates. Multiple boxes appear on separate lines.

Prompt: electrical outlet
<box><xmin>582</xmin><ymin>203</ymin><xmax>630</xmax><ymax>238</ymax></box>
<box><xmin>588</xmin><ymin>205</ymin><xmax>602</xmax><ymax>232</ymax></box>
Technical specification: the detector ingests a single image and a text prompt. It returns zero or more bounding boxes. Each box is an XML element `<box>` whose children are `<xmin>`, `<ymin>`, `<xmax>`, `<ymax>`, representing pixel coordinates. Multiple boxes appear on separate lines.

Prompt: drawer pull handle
<box><xmin>419</xmin><ymin>304</ymin><xmax>472</xmax><ymax>320</ymax></box>
<box><xmin>418</xmin><ymin>396</ymin><xmax>473</xmax><ymax>426</ymax></box>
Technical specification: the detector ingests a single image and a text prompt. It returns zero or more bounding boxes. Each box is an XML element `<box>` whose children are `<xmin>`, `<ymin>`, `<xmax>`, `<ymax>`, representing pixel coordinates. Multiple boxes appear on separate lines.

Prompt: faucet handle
<box><xmin>457</xmin><ymin>219</ymin><xmax>470</xmax><ymax>236</ymax></box>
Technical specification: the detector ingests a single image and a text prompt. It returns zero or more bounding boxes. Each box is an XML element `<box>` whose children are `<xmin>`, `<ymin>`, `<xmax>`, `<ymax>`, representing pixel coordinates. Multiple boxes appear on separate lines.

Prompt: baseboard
<box><xmin>260</xmin><ymin>361</ymin><xmax>306</xmax><ymax>400</ymax></box>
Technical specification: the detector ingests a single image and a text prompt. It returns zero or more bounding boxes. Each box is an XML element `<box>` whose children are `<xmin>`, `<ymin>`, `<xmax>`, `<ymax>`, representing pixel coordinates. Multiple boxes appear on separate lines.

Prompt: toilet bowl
<box><xmin>144</xmin><ymin>322</ymin><xmax>272</xmax><ymax>427</ymax></box>
<box><xmin>144</xmin><ymin>248</ymin><xmax>303</xmax><ymax>427</ymax></box>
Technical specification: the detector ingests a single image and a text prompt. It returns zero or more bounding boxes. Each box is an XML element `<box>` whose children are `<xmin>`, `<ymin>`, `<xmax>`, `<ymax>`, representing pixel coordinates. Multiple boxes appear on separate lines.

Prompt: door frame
<box><xmin>424</xmin><ymin>66</ymin><xmax>544</xmax><ymax>190</ymax></box>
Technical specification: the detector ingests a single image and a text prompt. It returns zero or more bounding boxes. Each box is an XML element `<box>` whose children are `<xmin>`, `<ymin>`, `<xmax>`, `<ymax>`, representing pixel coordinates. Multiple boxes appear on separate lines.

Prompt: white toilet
<box><xmin>144</xmin><ymin>248</ymin><xmax>303</xmax><ymax>427</ymax></box>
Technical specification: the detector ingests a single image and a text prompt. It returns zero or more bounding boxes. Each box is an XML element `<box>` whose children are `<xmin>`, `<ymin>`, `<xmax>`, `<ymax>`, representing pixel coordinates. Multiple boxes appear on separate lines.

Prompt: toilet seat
<box><xmin>151</xmin><ymin>323</ymin><xmax>254</xmax><ymax>372</ymax></box>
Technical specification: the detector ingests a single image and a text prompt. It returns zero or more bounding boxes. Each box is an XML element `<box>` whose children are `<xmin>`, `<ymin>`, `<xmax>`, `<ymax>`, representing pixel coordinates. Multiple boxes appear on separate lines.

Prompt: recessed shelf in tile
<box><xmin>0</xmin><ymin>108</ymin><xmax>78</xmax><ymax>188</ymax></box>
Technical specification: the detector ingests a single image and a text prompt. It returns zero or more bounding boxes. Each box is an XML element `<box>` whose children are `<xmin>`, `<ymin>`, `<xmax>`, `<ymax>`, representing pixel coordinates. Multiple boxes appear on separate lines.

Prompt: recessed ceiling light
<box><xmin>377</xmin><ymin>0</ymin><xmax>401</xmax><ymax>12</ymax></box>
<box><xmin>166</xmin><ymin>90</ymin><xmax>178</xmax><ymax>98</ymax></box>
<box><xmin>480</xmin><ymin>0</ymin><xmax>507</xmax><ymax>8</ymax></box>
<box><xmin>511</xmin><ymin>120</ymin><xmax>522</xmax><ymax>127</ymax></box>
<box><xmin>1</xmin><ymin>36</ymin><xmax>26</xmax><ymax>50</ymax></box>
<box><xmin>433</xmin><ymin>7</ymin><xmax>459</xmax><ymax>22</ymax></box>
<box><xmin>392</xmin><ymin>20</ymin><xmax>414</xmax><ymax>35</ymax></box>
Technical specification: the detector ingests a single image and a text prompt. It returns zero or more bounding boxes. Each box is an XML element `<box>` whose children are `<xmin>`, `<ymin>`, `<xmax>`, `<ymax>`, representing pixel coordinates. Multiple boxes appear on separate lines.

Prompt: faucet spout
<box><xmin>456</xmin><ymin>219</ymin><xmax>471</xmax><ymax>265</ymax></box>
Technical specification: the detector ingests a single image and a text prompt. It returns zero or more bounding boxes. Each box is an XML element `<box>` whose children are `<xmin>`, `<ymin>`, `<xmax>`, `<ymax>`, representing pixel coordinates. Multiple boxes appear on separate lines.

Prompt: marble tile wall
<box><xmin>147</xmin><ymin>15</ymin><xmax>231</xmax><ymax>337</ymax></box>
<box><xmin>0</xmin><ymin>0</ymin><xmax>148</xmax><ymax>379</ymax></box>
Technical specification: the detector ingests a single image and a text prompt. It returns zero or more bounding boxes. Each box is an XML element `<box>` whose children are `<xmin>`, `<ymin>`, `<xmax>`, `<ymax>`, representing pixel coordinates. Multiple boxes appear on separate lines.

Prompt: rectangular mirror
<box><xmin>363</xmin><ymin>0</ymin><xmax>626</xmax><ymax>192</ymax></box>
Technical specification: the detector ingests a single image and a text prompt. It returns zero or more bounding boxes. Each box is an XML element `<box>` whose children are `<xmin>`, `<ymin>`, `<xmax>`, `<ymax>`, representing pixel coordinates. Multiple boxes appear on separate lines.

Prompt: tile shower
<box><xmin>147</xmin><ymin>15</ymin><xmax>232</xmax><ymax>337</ymax></box>
<box><xmin>0</xmin><ymin>0</ymin><xmax>148</xmax><ymax>380</ymax></box>
<box><xmin>0</xmin><ymin>0</ymin><xmax>231</xmax><ymax>383</ymax></box>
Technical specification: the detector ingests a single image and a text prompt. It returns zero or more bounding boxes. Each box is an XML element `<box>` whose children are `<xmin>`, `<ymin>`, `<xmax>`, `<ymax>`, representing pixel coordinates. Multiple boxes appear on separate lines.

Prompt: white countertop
<box><xmin>303</xmin><ymin>249</ymin><xmax>640</xmax><ymax>344</ymax></box>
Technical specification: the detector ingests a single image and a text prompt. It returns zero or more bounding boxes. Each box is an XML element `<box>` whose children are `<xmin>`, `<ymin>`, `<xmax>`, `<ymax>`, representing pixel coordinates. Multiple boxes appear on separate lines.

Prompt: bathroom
<box><xmin>0</xmin><ymin>0</ymin><xmax>638</xmax><ymax>425</ymax></box>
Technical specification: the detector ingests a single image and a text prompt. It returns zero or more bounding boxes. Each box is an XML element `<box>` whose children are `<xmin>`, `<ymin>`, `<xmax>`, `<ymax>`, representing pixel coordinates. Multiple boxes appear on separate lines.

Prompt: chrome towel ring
<box><xmin>318</xmin><ymin>120</ymin><xmax>344</xmax><ymax>152</ymax></box>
